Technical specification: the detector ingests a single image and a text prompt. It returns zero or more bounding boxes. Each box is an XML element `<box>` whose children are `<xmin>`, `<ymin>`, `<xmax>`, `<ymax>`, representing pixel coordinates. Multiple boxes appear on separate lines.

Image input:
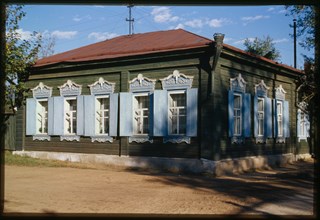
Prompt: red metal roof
<box><xmin>34</xmin><ymin>29</ymin><xmax>212</xmax><ymax>67</ymax></box>
<box><xmin>34</xmin><ymin>28</ymin><xmax>302</xmax><ymax>74</ymax></box>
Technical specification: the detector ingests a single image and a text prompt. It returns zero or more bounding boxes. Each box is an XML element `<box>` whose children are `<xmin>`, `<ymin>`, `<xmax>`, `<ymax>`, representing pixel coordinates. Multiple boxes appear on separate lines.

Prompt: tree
<box><xmin>5</xmin><ymin>5</ymin><xmax>41</xmax><ymax>112</ymax></box>
<box><xmin>38</xmin><ymin>32</ymin><xmax>56</xmax><ymax>59</ymax></box>
<box><xmin>243</xmin><ymin>36</ymin><xmax>281</xmax><ymax>61</ymax></box>
<box><xmin>285</xmin><ymin>5</ymin><xmax>315</xmax><ymax>52</ymax></box>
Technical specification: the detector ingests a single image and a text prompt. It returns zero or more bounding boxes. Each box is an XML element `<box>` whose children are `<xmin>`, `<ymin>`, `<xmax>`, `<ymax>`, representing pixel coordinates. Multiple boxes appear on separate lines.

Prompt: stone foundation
<box><xmin>13</xmin><ymin>151</ymin><xmax>311</xmax><ymax>176</ymax></box>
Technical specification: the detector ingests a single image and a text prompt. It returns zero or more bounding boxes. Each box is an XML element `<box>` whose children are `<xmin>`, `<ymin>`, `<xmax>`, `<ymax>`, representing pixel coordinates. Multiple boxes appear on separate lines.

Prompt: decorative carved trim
<box><xmin>129</xmin><ymin>74</ymin><xmax>156</xmax><ymax>92</ymax></box>
<box><xmin>276</xmin><ymin>137</ymin><xmax>286</xmax><ymax>143</ymax></box>
<box><xmin>230</xmin><ymin>73</ymin><xmax>247</xmax><ymax>93</ymax></box>
<box><xmin>129</xmin><ymin>136</ymin><xmax>153</xmax><ymax>143</ymax></box>
<box><xmin>255</xmin><ymin>80</ymin><xmax>269</xmax><ymax>97</ymax></box>
<box><xmin>31</xmin><ymin>82</ymin><xmax>53</xmax><ymax>98</ymax></box>
<box><xmin>88</xmin><ymin>77</ymin><xmax>115</xmax><ymax>95</ymax></box>
<box><xmin>297</xmin><ymin>101</ymin><xmax>308</xmax><ymax>112</ymax></box>
<box><xmin>275</xmin><ymin>84</ymin><xmax>287</xmax><ymax>100</ymax></box>
<box><xmin>255</xmin><ymin>137</ymin><xmax>266</xmax><ymax>144</ymax></box>
<box><xmin>160</xmin><ymin>70</ymin><xmax>193</xmax><ymax>90</ymax></box>
<box><xmin>163</xmin><ymin>136</ymin><xmax>190</xmax><ymax>144</ymax></box>
<box><xmin>91</xmin><ymin>136</ymin><xmax>113</xmax><ymax>143</ymax></box>
<box><xmin>33</xmin><ymin>134</ymin><xmax>51</xmax><ymax>141</ymax></box>
<box><xmin>231</xmin><ymin>136</ymin><xmax>244</xmax><ymax>144</ymax></box>
<box><xmin>60</xmin><ymin>135</ymin><xmax>80</xmax><ymax>142</ymax></box>
<box><xmin>58</xmin><ymin>80</ymin><xmax>82</xmax><ymax>96</ymax></box>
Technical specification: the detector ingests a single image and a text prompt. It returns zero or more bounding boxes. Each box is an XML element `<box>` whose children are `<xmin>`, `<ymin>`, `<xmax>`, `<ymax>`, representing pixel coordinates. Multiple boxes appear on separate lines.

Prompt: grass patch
<box><xmin>4</xmin><ymin>151</ymin><xmax>95</xmax><ymax>169</ymax></box>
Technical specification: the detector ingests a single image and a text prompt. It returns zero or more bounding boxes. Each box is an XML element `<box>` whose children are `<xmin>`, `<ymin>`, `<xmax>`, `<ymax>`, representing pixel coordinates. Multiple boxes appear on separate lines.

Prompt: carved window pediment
<box><xmin>88</xmin><ymin>77</ymin><xmax>115</xmax><ymax>95</ymax></box>
<box><xmin>129</xmin><ymin>74</ymin><xmax>156</xmax><ymax>92</ymax></box>
<box><xmin>31</xmin><ymin>82</ymin><xmax>53</xmax><ymax>98</ymax></box>
<box><xmin>275</xmin><ymin>84</ymin><xmax>287</xmax><ymax>100</ymax></box>
<box><xmin>297</xmin><ymin>101</ymin><xmax>308</xmax><ymax>112</ymax></box>
<box><xmin>160</xmin><ymin>70</ymin><xmax>193</xmax><ymax>90</ymax></box>
<box><xmin>58</xmin><ymin>80</ymin><xmax>82</xmax><ymax>96</ymax></box>
<box><xmin>230</xmin><ymin>73</ymin><xmax>247</xmax><ymax>93</ymax></box>
<box><xmin>255</xmin><ymin>80</ymin><xmax>269</xmax><ymax>97</ymax></box>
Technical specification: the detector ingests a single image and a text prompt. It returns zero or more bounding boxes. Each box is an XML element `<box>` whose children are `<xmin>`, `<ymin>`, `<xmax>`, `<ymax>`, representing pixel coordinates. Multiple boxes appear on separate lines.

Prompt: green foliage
<box><xmin>4</xmin><ymin>150</ymin><xmax>91</xmax><ymax>169</ymax></box>
<box><xmin>243</xmin><ymin>36</ymin><xmax>281</xmax><ymax>61</ymax></box>
<box><xmin>285</xmin><ymin>5</ymin><xmax>315</xmax><ymax>51</ymax></box>
<box><xmin>5</xmin><ymin>5</ymin><xmax>41</xmax><ymax>112</ymax></box>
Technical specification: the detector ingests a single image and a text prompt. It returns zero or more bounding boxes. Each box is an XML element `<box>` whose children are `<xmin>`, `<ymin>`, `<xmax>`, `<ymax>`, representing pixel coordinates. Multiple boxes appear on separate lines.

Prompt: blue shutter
<box><xmin>186</xmin><ymin>88</ymin><xmax>198</xmax><ymax>137</ymax></box>
<box><xmin>297</xmin><ymin>110</ymin><xmax>301</xmax><ymax>138</ymax></box>
<box><xmin>26</xmin><ymin>98</ymin><xmax>37</xmax><ymax>135</ymax></box>
<box><xmin>153</xmin><ymin>90</ymin><xmax>168</xmax><ymax>136</ymax></box>
<box><xmin>243</xmin><ymin>93</ymin><xmax>251</xmax><ymax>137</ymax></box>
<box><xmin>264</xmin><ymin>97</ymin><xmax>272</xmax><ymax>138</ymax></box>
<box><xmin>48</xmin><ymin>97</ymin><xmax>54</xmax><ymax>135</ymax></box>
<box><xmin>109</xmin><ymin>93</ymin><xmax>119</xmax><ymax>137</ymax></box>
<box><xmin>149</xmin><ymin>93</ymin><xmax>154</xmax><ymax>137</ymax></box>
<box><xmin>53</xmin><ymin>96</ymin><xmax>64</xmax><ymax>135</ymax></box>
<box><xmin>119</xmin><ymin>92</ymin><xmax>133</xmax><ymax>136</ymax></box>
<box><xmin>84</xmin><ymin>95</ymin><xmax>95</xmax><ymax>136</ymax></box>
<box><xmin>253</xmin><ymin>95</ymin><xmax>258</xmax><ymax>137</ymax></box>
<box><xmin>283</xmin><ymin>100</ymin><xmax>290</xmax><ymax>137</ymax></box>
<box><xmin>273</xmin><ymin>99</ymin><xmax>278</xmax><ymax>138</ymax></box>
<box><xmin>77</xmin><ymin>95</ymin><xmax>84</xmax><ymax>135</ymax></box>
<box><xmin>228</xmin><ymin>90</ymin><xmax>234</xmax><ymax>137</ymax></box>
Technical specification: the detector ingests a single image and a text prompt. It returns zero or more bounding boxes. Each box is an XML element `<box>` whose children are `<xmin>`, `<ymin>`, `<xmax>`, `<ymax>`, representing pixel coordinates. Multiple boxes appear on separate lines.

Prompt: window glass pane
<box><xmin>96</xmin><ymin>97</ymin><xmax>109</xmax><ymax>134</ymax></box>
<box><xmin>169</xmin><ymin>92</ymin><xmax>186</xmax><ymax>135</ymax></box>
<box><xmin>133</xmin><ymin>95</ymin><xmax>149</xmax><ymax>135</ymax></box>
<box><xmin>233</xmin><ymin>94</ymin><xmax>241</xmax><ymax>136</ymax></box>
<box><xmin>66</xmin><ymin>99</ymin><xmax>77</xmax><ymax>134</ymax></box>
<box><xmin>258</xmin><ymin>99</ymin><xmax>263</xmax><ymax>111</ymax></box>
<box><xmin>37</xmin><ymin>100</ymin><xmax>48</xmax><ymax>134</ymax></box>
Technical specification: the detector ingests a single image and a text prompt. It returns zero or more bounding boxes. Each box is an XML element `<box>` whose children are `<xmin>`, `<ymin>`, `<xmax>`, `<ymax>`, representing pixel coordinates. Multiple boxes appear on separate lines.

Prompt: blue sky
<box><xmin>18</xmin><ymin>4</ymin><xmax>314</xmax><ymax>69</ymax></box>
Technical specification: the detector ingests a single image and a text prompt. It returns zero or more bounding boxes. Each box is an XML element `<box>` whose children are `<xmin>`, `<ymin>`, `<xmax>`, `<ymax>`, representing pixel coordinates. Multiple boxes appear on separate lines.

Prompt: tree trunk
<box><xmin>0</xmin><ymin>2</ymin><xmax>6</xmax><ymax>213</ymax></box>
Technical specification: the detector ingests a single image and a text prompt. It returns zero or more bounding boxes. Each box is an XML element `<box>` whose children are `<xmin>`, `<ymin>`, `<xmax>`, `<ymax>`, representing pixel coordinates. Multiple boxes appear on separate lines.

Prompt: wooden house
<box><xmin>17</xmin><ymin>29</ymin><xmax>310</xmax><ymax>163</ymax></box>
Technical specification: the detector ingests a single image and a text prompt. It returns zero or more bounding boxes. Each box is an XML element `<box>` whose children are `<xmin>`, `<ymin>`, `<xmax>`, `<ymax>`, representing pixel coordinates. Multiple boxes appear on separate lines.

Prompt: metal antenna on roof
<box><xmin>126</xmin><ymin>4</ymin><xmax>134</xmax><ymax>35</ymax></box>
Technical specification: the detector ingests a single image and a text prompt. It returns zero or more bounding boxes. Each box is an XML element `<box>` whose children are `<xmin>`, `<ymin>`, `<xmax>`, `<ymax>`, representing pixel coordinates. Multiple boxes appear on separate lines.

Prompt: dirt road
<box><xmin>4</xmin><ymin>159</ymin><xmax>314</xmax><ymax>216</ymax></box>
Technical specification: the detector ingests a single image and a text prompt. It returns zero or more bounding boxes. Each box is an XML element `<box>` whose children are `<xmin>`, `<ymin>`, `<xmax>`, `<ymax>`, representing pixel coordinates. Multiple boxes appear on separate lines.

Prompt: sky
<box><xmin>17</xmin><ymin>4</ymin><xmax>314</xmax><ymax>70</ymax></box>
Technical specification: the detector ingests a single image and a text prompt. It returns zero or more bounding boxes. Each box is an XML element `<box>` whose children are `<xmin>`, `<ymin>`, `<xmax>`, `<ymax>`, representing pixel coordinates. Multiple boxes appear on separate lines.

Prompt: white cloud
<box><xmin>151</xmin><ymin>7</ymin><xmax>179</xmax><ymax>23</ymax></box>
<box><xmin>51</xmin><ymin>30</ymin><xmax>78</xmax><ymax>39</ymax></box>
<box><xmin>207</xmin><ymin>18</ymin><xmax>231</xmax><ymax>28</ymax></box>
<box><xmin>88</xmin><ymin>32</ymin><xmax>118</xmax><ymax>42</ymax></box>
<box><xmin>223</xmin><ymin>37</ymin><xmax>233</xmax><ymax>43</ymax></box>
<box><xmin>273</xmin><ymin>38</ymin><xmax>289</xmax><ymax>43</ymax></box>
<box><xmin>241</xmin><ymin>15</ymin><xmax>270</xmax><ymax>22</ymax></box>
<box><xmin>234</xmin><ymin>37</ymin><xmax>255</xmax><ymax>45</ymax></box>
<box><xmin>267</xmin><ymin>7</ymin><xmax>275</xmax><ymax>12</ymax></box>
<box><xmin>73</xmin><ymin>15</ymin><xmax>92</xmax><ymax>22</ymax></box>
<box><xmin>173</xmin><ymin>23</ymin><xmax>185</xmax><ymax>29</ymax></box>
<box><xmin>278</xmin><ymin>9</ymin><xmax>287</xmax><ymax>14</ymax></box>
<box><xmin>15</xmin><ymin>28</ymin><xmax>33</xmax><ymax>40</ymax></box>
<box><xmin>184</xmin><ymin>19</ymin><xmax>204</xmax><ymax>28</ymax></box>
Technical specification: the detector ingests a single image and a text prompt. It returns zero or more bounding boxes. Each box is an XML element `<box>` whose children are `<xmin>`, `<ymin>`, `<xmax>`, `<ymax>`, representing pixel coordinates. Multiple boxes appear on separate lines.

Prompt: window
<box><xmin>277</xmin><ymin>101</ymin><xmax>283</xmax><ymax>137</ymax></box>
<box><xmin>257</xmin><ymin>98</ymin><xmax>264</xmax><ymax>136</ymax></box>
<box><xmin>65</xmin><ymin>98</ymin><xmax>77</xmax><ymax>134</ymax></box>
<box><xmin>26</xmin><ymin>82</ymin><xmax>52</xmax><ymax>141</ymax></box>
<box><xmin>168</xmin><ymin>91</ymin><xmax>187</xmax><ymax>135</ymax></box>
<box><xmin>36</xmin><ymin>99</ymin><xmax>48</xmax><ymax>134</ymax></box>
<box><xmin>96</xmin><ymin>96</ymin><xmax>109</xmax><ymax>135</ymax></box>
<box><xmin>233</xmin><ymin>94</ymin><xmax>242</xmax><ymax>136</ymax></box>
<box><xmin>133</xmin><ymin>94</ymin><xmax>149</xmax><ymax>135</ymax></box>
<box><xmin>297</xmin><ymin>107</ymin><xmax>310</xmax><ymax>142</ymax></box>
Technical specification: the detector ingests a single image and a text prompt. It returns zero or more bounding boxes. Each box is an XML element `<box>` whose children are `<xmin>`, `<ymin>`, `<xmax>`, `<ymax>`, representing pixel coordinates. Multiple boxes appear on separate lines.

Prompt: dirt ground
<box><xmin>3</xmin><ymin>158</ymin><xmax>315</xmax><ymax>216</ymax></box>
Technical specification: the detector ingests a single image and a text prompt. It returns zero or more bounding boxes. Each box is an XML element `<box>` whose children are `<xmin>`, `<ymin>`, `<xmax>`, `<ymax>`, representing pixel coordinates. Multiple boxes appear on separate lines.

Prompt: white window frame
<box><xmin>36</xmin><ymin>98</ymin><xmax>48</xmax><ymax>135</ymax></box>
<box><xmin>132</xmin><ymin>93</ymin><xmax>150</xmax><ymax>136</ymax></box>
<box><xmin>233</xmin><ymin>93</ymin><xmax>242</xmax><ymax>136</ymax></box>
<box><xmin>64</xmin><ymin>97</ymin><xmax>77</xmax><ymax>135</ymax></box>
<box><xmin>257</xmin><ymin>97</ymin><xmax>264</xmax><ymax>137</ymax></box>
<box><xmin>95</xmin><ymin>95</ymin><xmax>110</xmax><ymax>136</ymax></box>
<box><xmin>168</xmin><ymin>90</ymin><xmax>187</xmax><ymax>136</ymax></box>
<box><xmin>277</xmin><ymin>100</ymin><xmax>283</xmax><ymax>137</ymax></box>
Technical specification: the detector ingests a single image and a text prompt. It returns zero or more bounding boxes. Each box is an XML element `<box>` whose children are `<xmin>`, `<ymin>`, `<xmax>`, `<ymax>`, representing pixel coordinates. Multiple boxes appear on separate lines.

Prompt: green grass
<box><xmin>4</xmin><ymin>151</ymin><xmax>95</xmax><ymax>169</ymax></box>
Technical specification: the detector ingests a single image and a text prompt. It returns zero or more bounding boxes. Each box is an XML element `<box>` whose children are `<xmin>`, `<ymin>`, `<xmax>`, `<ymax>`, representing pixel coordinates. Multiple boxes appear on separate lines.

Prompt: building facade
<box><xmin>16</xmin><ymin>29</ymin><xmax>310</xmax><ymax>161</ymax></box>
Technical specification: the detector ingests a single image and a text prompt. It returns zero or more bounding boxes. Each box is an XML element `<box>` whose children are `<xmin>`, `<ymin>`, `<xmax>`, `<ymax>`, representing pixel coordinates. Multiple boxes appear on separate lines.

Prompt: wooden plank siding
<box><xmin>208</xmin><ymin>53</ymin><xmax>300</xmax><ymax>161</ymax></box>
<box><xmin>19</xmin><ymin>43</ymin><xmax>308</xmax><ymax>161</ymax></box>
<box><xmin>23</xmin><ymin>49</ymin><xmax>208</xmax><ymax>158</ymax></box>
